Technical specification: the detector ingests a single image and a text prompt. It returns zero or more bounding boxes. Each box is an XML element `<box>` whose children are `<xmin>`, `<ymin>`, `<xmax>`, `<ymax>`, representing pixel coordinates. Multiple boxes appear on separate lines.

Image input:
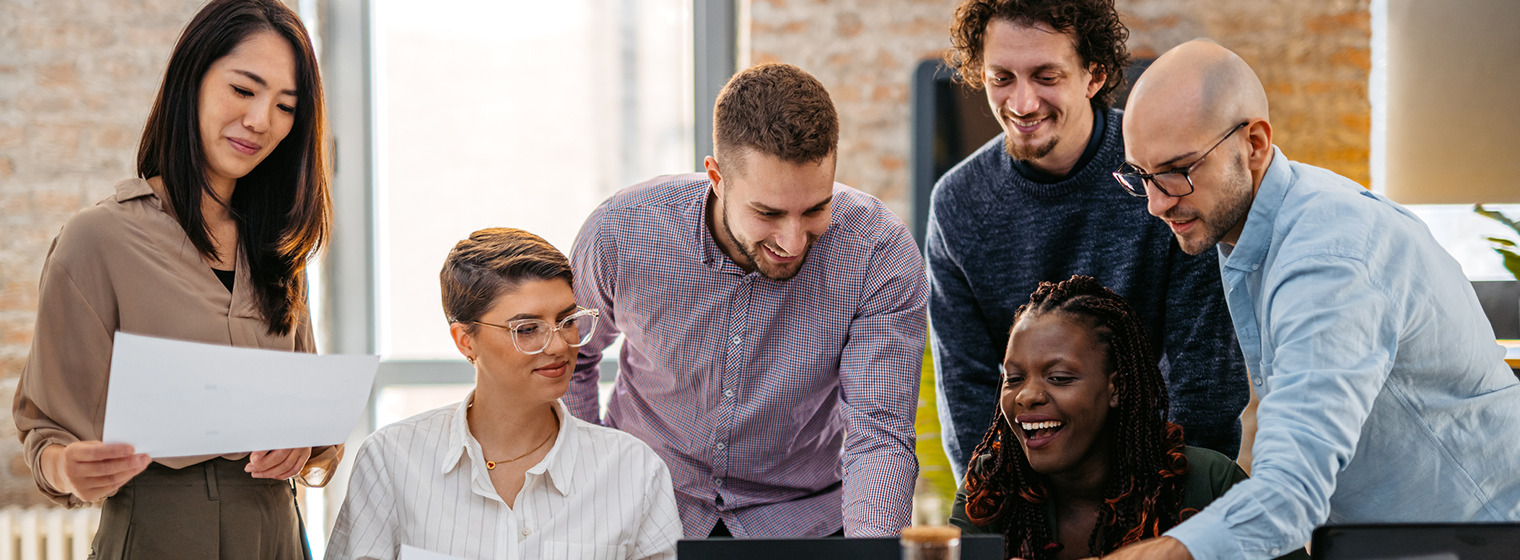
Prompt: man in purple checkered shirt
<box><xmin>566</xmin><ymin>63</ymin><xmax>928</xmax><ymax>538</ymax></box>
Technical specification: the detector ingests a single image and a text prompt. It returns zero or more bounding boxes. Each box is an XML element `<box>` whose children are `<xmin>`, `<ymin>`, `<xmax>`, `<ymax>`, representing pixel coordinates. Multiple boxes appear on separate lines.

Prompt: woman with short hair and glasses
<box><xmin>326</xmin><ymin>228</ymin><xmax>681</xmax><ymax>560</ymax></box>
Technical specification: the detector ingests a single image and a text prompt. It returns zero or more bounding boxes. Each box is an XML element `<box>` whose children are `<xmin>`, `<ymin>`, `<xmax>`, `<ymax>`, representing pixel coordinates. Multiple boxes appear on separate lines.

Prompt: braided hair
<box><xmin>961</xmin><ymin>275</ymin><xmax>1191</xmax><ymax>559</ymax></box>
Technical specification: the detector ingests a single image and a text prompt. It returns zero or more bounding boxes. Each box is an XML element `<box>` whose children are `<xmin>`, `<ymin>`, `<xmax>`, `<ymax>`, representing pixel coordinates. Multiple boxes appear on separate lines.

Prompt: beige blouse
<box><xmin>13</xmin><ymin>178</ymin><xmax>340</xmax><ymax>507</ymax></box>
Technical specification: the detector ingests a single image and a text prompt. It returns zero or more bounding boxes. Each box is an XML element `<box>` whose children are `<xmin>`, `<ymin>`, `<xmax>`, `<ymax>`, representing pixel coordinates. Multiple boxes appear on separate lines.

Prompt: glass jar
<box><xmin>900</xmin><ymin>525</ymin><xmax>961</xmax><ymax>560</ymax></box>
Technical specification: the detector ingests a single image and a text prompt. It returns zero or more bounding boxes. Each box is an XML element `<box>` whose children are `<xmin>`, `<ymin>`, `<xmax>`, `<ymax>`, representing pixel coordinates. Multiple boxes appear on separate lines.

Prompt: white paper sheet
<box><xmin>400</xmin><ymin>545</ymin><xmax>468</xmax><ymax>560</ymax></box>
<box><xmin>102</xmin><ymin>332</ymin><xmax>379</xmax><ymax>458</ymax></box>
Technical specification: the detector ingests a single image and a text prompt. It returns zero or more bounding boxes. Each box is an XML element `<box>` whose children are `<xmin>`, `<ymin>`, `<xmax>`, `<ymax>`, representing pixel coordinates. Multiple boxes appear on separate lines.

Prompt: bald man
<box><xmin>1100</xmin><ymin>40</ymin><xmax>1520</xmax><ymax>560</ymax></box>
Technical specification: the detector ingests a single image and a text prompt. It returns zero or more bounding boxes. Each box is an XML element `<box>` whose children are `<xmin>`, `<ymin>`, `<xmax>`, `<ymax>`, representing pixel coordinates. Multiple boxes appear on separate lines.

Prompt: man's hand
<box><xmin>247</xmin><ymin>447</ymin><xmax>312</xmax><ymax>480</ymax></box>
<box><xmin>44</xmin><ymin>442</ymin><xmax>151</xmax><ymax>502</ymax></box>
<box><xmin>1096</xmin><ymin>536</ymin><xmax>1194</xmax><ymax>560</ymax></box>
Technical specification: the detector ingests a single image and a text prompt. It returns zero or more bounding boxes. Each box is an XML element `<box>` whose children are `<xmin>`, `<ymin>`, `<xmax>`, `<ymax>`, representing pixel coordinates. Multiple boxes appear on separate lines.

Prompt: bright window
<box><xmin>375</xmin><ymin>0</ymin><xmax>695</xmax><ymax>360</ymax></box>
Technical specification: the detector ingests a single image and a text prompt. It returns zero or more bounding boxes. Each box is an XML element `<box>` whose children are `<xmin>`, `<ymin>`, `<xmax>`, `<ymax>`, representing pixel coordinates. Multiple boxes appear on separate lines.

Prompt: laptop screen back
<box><xmin>1311</xmin><ymin>523</ymin><xmax>1520</xmax><ymax>560</ymax></box>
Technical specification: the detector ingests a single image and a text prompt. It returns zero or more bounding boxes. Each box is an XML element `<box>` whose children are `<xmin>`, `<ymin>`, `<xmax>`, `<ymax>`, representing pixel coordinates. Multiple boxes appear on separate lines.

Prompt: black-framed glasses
<box><xmin>472</xmin><ymin>307</ymin><xmax>600</xmax><ymax>355</ymax></box>
<box><xmin>1113</xmin><ymin>121</ymin><xmax>1249</xmax><ymax>198</ymax></box>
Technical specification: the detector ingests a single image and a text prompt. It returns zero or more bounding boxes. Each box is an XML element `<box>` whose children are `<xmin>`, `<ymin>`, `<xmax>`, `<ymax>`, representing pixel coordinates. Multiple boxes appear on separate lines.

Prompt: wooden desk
<box><xmin>1498</xmin><ymin>340</ymin><xmax>1520</xmax><ymax>375</ymax></box>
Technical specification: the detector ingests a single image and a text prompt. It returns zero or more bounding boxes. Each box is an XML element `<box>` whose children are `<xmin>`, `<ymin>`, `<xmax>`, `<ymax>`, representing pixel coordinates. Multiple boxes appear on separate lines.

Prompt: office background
<box><xmin>1</xmin><ymin>0</ymin><xmax>1515</xmax><ymax>553</ymax></box>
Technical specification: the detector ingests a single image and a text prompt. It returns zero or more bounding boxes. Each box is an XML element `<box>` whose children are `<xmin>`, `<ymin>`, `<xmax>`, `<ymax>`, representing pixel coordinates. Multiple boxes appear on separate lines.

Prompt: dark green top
<box><xmin>949</xmin><ymin>446</ymin><xmax>1308</xmax><ymax>559</ymax></box>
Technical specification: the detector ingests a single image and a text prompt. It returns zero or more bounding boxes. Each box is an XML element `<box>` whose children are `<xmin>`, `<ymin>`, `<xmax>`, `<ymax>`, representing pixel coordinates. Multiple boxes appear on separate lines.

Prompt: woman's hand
<box><xmin>43</xmin><ymin>442</ymin><xmax>151</xmax><ymax>502</ymax></box>
<box><xmin>247</xmin><ymin>447</ymin><xmax>312</xmax><ymax>480</ymax></box>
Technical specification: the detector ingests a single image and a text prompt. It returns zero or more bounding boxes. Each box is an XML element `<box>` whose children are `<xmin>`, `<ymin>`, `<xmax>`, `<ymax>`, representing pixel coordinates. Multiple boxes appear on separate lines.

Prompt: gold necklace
<box><xmin>481</xmin><ymin>411</ymin><xmax>559</xmax><ymax>470</ymax></box>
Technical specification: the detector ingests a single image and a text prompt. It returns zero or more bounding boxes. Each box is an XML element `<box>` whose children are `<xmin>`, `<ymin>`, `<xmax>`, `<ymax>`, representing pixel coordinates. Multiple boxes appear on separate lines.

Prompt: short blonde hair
<box><xmin>439</xmin><ymin>228</ymin><xmax>571</xmax><ymax>328</ymax></box>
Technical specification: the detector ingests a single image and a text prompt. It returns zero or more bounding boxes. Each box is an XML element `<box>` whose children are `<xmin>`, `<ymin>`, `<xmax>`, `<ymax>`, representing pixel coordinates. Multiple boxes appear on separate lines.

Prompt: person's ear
<box><xmin>705</xmin><ymin>155</ymin><xmax>724</xmax><ymax>197</ymax></box>
<box><xmin>1086</xmin><ymin>62</ymin><xmax>1106</xmax><ymax>99</ymax></box>
<box><xmin>450</xmin><ymin>321</ymin><xmax>477</xmax><ymax>363</ymax></box>
<box><xmin>1244</xmin><ymin>119</ymin><xmax>1274</xmax><ymax>173</ymax></box>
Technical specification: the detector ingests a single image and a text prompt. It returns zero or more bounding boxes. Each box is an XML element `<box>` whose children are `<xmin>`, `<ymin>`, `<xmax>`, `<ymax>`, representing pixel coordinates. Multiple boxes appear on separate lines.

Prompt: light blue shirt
<box><xmin>1167</xmin><ymin>148</ymin><xmax>1520</xmax><ymax>559</ymax></box>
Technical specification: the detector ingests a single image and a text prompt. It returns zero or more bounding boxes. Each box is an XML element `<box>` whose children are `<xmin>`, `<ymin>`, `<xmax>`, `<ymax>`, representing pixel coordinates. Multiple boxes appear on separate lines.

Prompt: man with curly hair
<box><xmin>927</xmin><ymin>0</ymin><xmax>1248</xmax><ymax>482</ymax></box>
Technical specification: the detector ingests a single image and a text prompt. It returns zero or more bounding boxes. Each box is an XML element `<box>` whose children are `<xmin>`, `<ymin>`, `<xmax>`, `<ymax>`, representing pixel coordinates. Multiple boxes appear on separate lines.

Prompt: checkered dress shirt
<box><xmin>567</xmin><ymin>173</ymin><xmax>927</xmax><ymax>538</ymax></box>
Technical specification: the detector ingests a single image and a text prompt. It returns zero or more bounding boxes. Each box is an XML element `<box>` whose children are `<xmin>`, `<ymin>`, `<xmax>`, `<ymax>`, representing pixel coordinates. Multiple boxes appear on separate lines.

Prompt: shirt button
<box><xmin>724</xmin><ymin>389</ymin><xmax>735</xmax><ymax>398</ymax></box>
<box><xmin>730</xmin><ymin>336</ymin><xmax>741</xmax><ymax>345</ymax></box>
<box><xmin>715</xmin><ymin>442</ymin><xmax>727</xmax><ymax>450</ymax></box>
<box><xmin>1271</xmin><ymin>549</ymin><xmax>1281</xmax><ymax>556</ymax></box>
<box><xmin>714</xmin><ymin>477</ymin><xmax>724</xmax><ymax>486</ymax></box>
<box><xmin>521</xmin><ymin>527</ymin><xmax>531</xmax><ymax>537</ymax></box>
<box><xmin>1253</xmin><ymin>377</ymin><xmax>1263</xmax><ymax>386</ymax></box>
<box><xmin>1251</xmin><ymin>264</ymin><xmax>1260</xmax><ymax>271</ymax></box>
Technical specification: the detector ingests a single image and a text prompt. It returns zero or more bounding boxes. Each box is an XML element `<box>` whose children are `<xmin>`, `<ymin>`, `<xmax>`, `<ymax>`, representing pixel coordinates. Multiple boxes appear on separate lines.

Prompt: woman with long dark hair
<box><xmin>948</xmin><ymin>275</ymin><xmax>1303</xmax><ymax>560</ymax></box>
<box><xmin>13</xmin><ymin>0</ymin><xmax>334</xmax><ymax>557</ymax></box>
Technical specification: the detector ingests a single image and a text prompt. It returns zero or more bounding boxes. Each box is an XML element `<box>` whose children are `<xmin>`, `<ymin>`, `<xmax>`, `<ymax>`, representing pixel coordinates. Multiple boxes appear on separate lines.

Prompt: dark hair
<box><xmin>712</xmin><ymin>63</ymin><xmax>839</xmax><ymax>173</ymax></box>
<box><xmin>946</xmin><ymin>0</ymin><xmax>1131</xmax><ymax>108</ymax></box>
<box><xmin>137</xmin><ymin>0</ymin><xmax>330</xmax><ymax>335</ymax></box>
<box><xmin>962</xmin><ymin>275</ymin><xmax>1190</xmax><ymax>560</ymax></box>
<box><xmin>440</xmin><ymin>228</ymin><xmax>573</xmax><ymax>330</ymax></box>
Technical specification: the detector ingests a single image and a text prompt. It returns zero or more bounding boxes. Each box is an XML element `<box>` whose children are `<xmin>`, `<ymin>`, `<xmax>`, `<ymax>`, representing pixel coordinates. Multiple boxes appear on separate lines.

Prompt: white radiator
<box><xmin>0</xmin><ymin>507</ymin><xmax>98</xmax><ymax>560</ymax></box>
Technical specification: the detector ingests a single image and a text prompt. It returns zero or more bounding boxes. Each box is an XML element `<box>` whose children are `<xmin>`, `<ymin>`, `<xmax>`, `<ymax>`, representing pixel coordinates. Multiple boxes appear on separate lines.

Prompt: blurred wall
<box><xmin>0</xmin><ymin>0</ymin><xmax>207</xmax><ymax>507</ymax></box>
<box><xmin>742</xmin><ymin>0</ymin><xmax>1371</xmax><ymax>217</ymax></box>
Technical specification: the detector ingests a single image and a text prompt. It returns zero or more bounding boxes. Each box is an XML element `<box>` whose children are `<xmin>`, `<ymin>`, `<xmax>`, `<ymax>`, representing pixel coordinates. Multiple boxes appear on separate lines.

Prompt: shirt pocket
<box><xmin>540</xmin><ymin>540</ymin><xmax>628</xmax><ymax>560</ymax></box>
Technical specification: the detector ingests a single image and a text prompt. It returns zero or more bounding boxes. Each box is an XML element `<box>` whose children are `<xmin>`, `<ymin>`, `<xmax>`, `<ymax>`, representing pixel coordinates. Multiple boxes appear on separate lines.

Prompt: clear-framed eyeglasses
<box><xmin>472</xmin><ymin>307</ymin><xmax>601</xmax><ymax>355</ymax></box>
<box><xmin>1113</xmin><ymin>121</ymin><xmax>1249</xmax><ymax>198</ymax></box>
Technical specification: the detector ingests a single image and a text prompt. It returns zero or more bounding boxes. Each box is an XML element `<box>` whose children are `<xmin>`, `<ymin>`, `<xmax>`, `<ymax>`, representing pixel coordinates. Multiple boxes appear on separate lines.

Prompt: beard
<box><xmin>719</xmin><ymin>196</ymin><xmax>814</xmax><ymax>282</ymax></box>
<box><xmin>1003</xmin><ymin>132</ymin><xmax>1059</xmax><ymax>161</ymax></box>
<box><xmin>1168</xmin><ymin>155</ymin><xmax>1254</xmax><ymax>255</ymax></box>
<box><xmin>1000</xmin><ymin>109</ymin><xmax>1060</xmax><ymax>161</ymax></box>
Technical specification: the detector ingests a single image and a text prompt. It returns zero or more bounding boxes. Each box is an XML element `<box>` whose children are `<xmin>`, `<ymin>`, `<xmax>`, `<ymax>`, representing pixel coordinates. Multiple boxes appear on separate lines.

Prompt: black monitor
<box><xmin>1311</xmin><ymin>523</ymin><xmax>1520</xmax><ymax>560</ymax></box>
<box><xmin>678</xmin><ymin>534</ymin><xmax>1004</xmax><ymax>560</ymax></box>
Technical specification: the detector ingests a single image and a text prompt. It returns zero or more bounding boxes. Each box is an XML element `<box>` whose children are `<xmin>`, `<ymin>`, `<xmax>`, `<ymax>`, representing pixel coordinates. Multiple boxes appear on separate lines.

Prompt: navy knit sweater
<box><xmin>926</xmin><ymin>108</ymin><xmax>1248</xmax><ymax>479</ymax></box>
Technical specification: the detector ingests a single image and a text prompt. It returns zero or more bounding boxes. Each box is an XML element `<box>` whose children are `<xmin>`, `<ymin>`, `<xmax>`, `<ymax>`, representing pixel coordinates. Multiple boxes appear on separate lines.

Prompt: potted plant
<box><xmin>1475</xmin><ymin>204</ymin><xmax>1520</xmax><ymax>280</ymax></box>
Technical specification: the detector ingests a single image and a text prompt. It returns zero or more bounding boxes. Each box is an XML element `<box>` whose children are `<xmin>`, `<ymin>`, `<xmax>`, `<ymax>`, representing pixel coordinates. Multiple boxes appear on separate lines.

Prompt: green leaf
<box><xmin>1487</xmin><ymin>237</ymin><xmax>1519</xmax><ymax>247</ymax></box>
<box><xmin>1498</xmin><ymin>247</ymin><xmax>1520</xmax><ymax>281</ymax></box>
<box><xmin>1475</xmin><ymin>204</ymin><xmax>1520</xmax><ymax>236</ymax></box>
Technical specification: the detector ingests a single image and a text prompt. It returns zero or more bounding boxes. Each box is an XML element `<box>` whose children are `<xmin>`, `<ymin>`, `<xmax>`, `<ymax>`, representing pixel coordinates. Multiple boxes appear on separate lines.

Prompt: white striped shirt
<box><xmin>326</xmin><ymin>397</ymin><xmax>681</xmax><ymax>560</ymax></box>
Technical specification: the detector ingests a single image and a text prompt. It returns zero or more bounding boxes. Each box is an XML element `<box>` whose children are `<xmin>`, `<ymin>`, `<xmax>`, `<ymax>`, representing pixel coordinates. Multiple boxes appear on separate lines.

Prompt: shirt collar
<box><xmin>696</xmin><ymin>186</ymin><xmax>731</xmax><ymax>273</ymax></box>
<box><xmin>537</xmin><ymin>399</ymin><xmax>578</xmax><ymax>496</ymax></box>
<box><xmin>1219</xmin><ymin>146</ymin><xmax>1291</xmax><ymax>272</ymax></box>
<box><xmin>440</xmin><ymin>394</ymin><xmax>578</xmax><ymax>497</ymax></box>
<box><xmin>115</xmin><ymin>178</ymin><xmax>160</xmax><ymax>205</ymax></box>
<box><xmin>440</xmin><ymin>394</ymin><xmax>475</xmax><ymax>475</ymax></box>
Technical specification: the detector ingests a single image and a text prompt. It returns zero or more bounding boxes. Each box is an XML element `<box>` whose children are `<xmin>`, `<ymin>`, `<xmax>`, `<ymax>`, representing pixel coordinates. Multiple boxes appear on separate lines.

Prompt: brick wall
<box><xmin>743</xmin><ymin>0</ymin><xmax>1371</xmax><ymax>215</ymax></box>
<box><xmin>0</xmin><ymin>0</ymin><xmax>205</xmax><ymax>507</ymax></box>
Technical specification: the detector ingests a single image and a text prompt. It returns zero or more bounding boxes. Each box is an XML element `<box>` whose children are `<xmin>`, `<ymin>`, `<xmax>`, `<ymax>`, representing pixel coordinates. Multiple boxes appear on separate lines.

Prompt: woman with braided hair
<box><xmin>947</xmin><ymin>275</ymin><xmax>1303</xmax><ymax>560</ymax></box>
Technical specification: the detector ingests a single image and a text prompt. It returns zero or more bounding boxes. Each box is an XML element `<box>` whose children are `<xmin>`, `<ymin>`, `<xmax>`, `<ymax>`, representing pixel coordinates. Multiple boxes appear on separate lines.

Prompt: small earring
<box><xmin>467</xmin><ymin>355</ymin><xmax>476</xmax><ymax>364</ymax></box>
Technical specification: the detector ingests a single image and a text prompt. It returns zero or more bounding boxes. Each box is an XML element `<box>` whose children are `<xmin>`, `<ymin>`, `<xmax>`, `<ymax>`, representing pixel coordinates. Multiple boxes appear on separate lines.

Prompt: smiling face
<box><xmin>1000</xmin><ymin>311</ymin><xmax>1117</xmax><ymax>478</ymax></box>
<box><xmin>706</xmin><ymin>149</ymin><xmax>836</xmax><ymax>281</ymax></box>
<box><xmin>981</xmin><ymin>19</ymin><xmax>1104</xmax><ymax>176</ymax></box>
<box><xmin>197</xmin><ymin>30</ymin><xmax>298</xmax><ymax>192</ymax></box>
<box><xmin>454</xmin><ymin>278</ymin><xmax>579</xmax><ymax>405</ymax></box>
